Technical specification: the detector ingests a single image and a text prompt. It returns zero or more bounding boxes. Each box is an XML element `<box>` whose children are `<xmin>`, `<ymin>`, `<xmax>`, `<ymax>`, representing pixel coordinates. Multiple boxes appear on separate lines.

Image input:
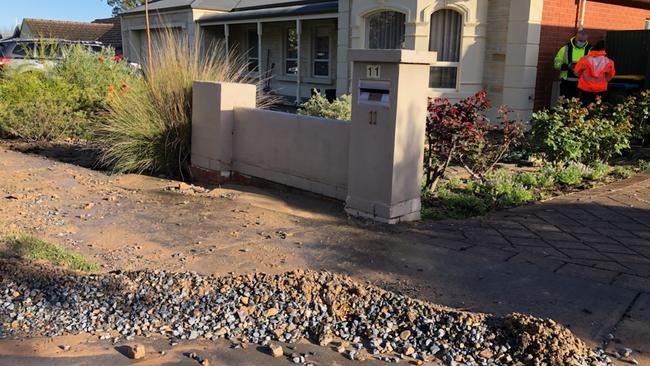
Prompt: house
<box><xmin>16</xmin><ymin>18</ymin><xmax>124</xmax><ymax>55</ymax></box>
<box><xmin>120</xmin><ymin>0</ymin><xmax>650</xmax><ymax>118</ymax></box>
<box><xmin>93</xmin><ymin>18</ymin><xmax>124</xmax><ymax>55</ymax></box>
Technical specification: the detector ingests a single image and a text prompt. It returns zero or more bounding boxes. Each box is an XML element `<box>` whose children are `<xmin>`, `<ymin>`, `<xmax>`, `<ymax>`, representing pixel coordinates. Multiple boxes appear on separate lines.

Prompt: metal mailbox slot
<box><xmin>358</xmin><ymin>80</ymin><xmax>391</xmax><ymax>106</ymax></box>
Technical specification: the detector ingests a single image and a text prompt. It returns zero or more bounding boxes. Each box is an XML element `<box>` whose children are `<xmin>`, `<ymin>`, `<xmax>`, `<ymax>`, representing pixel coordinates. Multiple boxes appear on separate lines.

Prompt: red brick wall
<box><xmin>535</xmin><ymin>0</ymin><xmax>650</xmax><ymax>109</ymax></box>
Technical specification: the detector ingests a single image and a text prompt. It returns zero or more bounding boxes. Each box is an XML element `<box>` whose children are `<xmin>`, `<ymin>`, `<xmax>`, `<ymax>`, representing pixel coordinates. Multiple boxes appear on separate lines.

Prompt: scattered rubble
<box><xmin>165</xmin><ymin>183</ymin><xmax>207</xmax><ymax>195</ymax></box>
<box><xmin>0</xmin><ymin>261</ymin><xmax>612</xmax><ymax>366</ymax></box>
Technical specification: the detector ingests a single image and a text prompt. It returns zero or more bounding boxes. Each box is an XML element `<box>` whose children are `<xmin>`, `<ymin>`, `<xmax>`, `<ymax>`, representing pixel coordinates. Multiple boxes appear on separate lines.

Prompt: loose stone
<box><xmin>270</xmin><ymin>344</ymin><xmax>284</xmax><ymax>358</ymax></box>
<box><xmin>125</xmin><ymin>344</ymin><xmax>145</xmax><ymax>360</ymax></box>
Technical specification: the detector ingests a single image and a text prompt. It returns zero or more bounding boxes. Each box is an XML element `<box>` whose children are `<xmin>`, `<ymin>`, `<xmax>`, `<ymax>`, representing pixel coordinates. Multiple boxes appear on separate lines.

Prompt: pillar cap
<box><xmin>348</xmin><ymin>49</ymin><xmax>437</xmax><ymax>65</ymax></box>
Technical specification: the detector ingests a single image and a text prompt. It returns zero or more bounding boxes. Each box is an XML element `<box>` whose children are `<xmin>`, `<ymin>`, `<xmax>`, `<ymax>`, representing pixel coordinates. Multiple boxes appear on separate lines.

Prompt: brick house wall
<box><xmin>535</xmin><ymin>0</ymin><xmax>650</xmax><ymax>109</ymax></box>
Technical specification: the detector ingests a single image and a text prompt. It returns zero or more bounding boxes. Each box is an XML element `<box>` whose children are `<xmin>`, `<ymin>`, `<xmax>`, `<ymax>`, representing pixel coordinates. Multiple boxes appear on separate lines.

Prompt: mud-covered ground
<box><xmin>0</xmin><ymin>143</ymin><xmax>648</xmax><ymax>365</ymax></box>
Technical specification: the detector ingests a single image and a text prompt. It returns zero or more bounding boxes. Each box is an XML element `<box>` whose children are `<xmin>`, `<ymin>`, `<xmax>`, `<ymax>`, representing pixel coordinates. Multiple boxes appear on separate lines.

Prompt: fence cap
<box><xmin>348</xmin><ymin>49</ymin><xmax>437</xmax><ymax>65</ymax></box>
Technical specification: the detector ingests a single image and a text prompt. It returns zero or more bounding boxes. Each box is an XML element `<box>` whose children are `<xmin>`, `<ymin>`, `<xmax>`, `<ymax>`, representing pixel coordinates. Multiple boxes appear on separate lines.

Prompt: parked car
<box><xmin>0</xmin><ymin>38</ymin><xmax>104</xmax><ymax>71</ymax></box>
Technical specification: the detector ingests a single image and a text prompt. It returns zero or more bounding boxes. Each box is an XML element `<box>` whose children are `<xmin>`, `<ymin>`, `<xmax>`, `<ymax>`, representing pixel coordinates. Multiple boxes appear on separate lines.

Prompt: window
<box><xmin>366</xmin><ymin>11</ymin><xmax>406</xmax><ymax>49</ymax></box>
<box><xmin>285</xmin><ymin>27</ymin><xmax>298</xmax><ymax>76</ymax></box>
<box><xmin>645</xmin><ymin>19</ymin><xmax>650</xmax><ymax>30</ymax></box>
<box><xmin>429</xmin><ymin>9</ymin><xmax>463</xmax><ymax>89</ymax></box>
<box><xmin>313</xmin><ymin>26</ymin><xmax>330</xmax><ymax>77</ymax></box>
<box><xmin>247</xmin><ymin>29</ymin><xmax>259</xmax><ymax>72</ymax></box>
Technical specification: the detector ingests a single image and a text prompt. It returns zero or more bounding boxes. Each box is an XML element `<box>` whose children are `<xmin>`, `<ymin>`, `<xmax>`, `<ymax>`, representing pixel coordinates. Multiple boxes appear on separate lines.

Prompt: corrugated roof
<box><xmin>22</xmin><ymin>18</ymin><xmax>113</xmax><ymax>42</ymax></box>
<box><xmin>198</xmin><ymin>1</ymin><xmax>338</xmax><ymax>23</ymax></box>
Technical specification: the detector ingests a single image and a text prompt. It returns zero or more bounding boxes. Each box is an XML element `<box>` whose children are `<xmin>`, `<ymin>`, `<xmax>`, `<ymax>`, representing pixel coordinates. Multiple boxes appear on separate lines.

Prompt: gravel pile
<box><xmin>0</xmin><ymin>260</ymin><xmax>611</xmax><ymax>366</ymax></box>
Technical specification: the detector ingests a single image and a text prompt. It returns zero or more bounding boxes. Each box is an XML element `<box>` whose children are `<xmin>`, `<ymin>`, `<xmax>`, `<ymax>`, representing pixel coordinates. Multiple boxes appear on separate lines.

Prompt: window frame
<box><xmin>428</xmin><ymin>9</ymin><xmax>464</xmax><ymax>91</ymax></box>
<box><xmin>283</xmin><ymin>25</ymin><xmax>299</xmax><ymax>77</ymax></box>
<box><xmin>246</xmin><ymin>28</ymin><xmax>259</xmax><ymax>74</ymax></box>
<box><xmin>365</xmin><ymin>10</ymin><xmax>407</xmax><ymax>50</ymax></box>
<box><xmin>311</xmin><ymin>25</ymin><xmax>333</xmax><ymax>79</ymax></box>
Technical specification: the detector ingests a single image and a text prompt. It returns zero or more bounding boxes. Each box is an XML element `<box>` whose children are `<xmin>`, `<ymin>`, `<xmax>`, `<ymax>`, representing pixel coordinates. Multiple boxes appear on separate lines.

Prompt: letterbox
<box><xmin>358</xmin><ymin>80</ymin><xmax>391</xmax><ymax>107</ymax></box>
<box><xmin>345</xmin><ymin>49</ymin><xmax>436</xmax><ymax>224</ymax></box>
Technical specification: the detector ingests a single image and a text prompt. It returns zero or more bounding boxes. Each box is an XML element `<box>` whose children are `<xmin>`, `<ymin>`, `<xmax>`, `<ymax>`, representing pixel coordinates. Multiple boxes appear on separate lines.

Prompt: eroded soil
<box><xmin>0</xmin><ymin>144</ymin><xmax>648</xmax><ymax>365</ymax></box>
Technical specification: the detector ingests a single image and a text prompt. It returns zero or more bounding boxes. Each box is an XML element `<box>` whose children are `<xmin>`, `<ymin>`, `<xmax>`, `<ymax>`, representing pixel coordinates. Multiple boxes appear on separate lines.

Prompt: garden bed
<box><xmin>422</xmin><ymin>159</ymin><xmax>648</xmax><ymax>220</ymax></box>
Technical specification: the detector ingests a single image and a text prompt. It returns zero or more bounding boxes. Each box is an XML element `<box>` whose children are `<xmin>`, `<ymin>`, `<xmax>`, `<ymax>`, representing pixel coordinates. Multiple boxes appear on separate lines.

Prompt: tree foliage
<box><xmin>106</xmin><ymin>0</ymin><xmax>146</xmax><ymax>16</ymax></box>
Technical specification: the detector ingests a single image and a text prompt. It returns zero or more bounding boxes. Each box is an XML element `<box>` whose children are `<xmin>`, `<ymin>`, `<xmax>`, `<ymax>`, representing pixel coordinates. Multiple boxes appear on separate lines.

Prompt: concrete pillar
<box><xmin>502</xmin><ymin>0</ymin><xmax>544</xmax><ymax>120</ymax></box>
<box><xmin>336</xmin><ymin>0</ymin><xmax>351</xmax><ymax>95</ymax></box>
<box><xmin>191</xmin><ymin>81</ymin><xmax>256</xmax><ymax>175</ymax></box>
<box><xmin>345</xmin><ymin>49</ymin><xmax>436</xmax><ymax>224</ymax></box>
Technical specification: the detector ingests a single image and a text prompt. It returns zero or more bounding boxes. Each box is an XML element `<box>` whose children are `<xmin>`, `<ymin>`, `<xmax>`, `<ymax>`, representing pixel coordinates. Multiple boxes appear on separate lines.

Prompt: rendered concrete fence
<box><xmin>191</xmin><ymin>81</ymin><xmax>350</xmax><ymax>200</ymax></box>
<box><xmin>233</xmin><ymin>108</ymin><xmax>350</xmax><ymax>200</ymax></box>
<box><xmin>192</xmin><ymin>49</ymin><xmax>434</xmax><ymax>223</ymax></box>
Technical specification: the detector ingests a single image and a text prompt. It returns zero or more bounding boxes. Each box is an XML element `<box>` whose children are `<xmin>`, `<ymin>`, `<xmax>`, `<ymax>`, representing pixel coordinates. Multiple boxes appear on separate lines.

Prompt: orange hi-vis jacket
<box><xmin>574</xmin><ymin>50</ymin><xmax>616</xmax><ymax>93</ymax></box>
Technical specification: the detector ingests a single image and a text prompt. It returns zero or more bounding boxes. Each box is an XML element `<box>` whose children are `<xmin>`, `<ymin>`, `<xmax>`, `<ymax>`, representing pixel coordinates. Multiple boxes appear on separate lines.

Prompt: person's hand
<box><xmin>569</xmin><ymin>62</ymin><xmax>577</xmax><ymax>71</ymax></box>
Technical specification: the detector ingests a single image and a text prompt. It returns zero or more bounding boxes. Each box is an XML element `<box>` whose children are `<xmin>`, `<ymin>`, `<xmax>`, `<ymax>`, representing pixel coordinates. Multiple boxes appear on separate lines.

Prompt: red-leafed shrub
<box><xmin>423</xmin><ymin>91</ymin><xmax>524</xmax><ymax>192</ymax></box>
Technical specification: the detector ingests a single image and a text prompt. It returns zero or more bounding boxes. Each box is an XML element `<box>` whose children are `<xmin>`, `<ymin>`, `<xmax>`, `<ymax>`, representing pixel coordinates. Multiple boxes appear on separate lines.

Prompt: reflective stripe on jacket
<box><xmin>574</xmin><ymin>50</ymin><xmax>615</xmax><ymax>93</ymax></box>
<box><xmin>554</xmin><ymin>37</ymin><xmax>591</xmax><ymax>81</ymax></box>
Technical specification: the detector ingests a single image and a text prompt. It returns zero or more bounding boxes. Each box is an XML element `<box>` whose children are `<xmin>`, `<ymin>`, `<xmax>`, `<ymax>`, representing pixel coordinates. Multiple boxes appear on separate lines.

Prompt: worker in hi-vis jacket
<box><xmin>554</xmin><ymin>30</ymin><xmax>591</xmax><ymax>100</ymax></box>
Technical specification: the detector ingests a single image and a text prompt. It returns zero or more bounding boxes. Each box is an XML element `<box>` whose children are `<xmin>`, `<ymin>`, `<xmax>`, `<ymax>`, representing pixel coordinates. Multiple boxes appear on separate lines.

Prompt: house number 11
<box><xmin>366</xmin><ymin>64</ymin><xmax>381</xmax><ymax>79</ymax></box>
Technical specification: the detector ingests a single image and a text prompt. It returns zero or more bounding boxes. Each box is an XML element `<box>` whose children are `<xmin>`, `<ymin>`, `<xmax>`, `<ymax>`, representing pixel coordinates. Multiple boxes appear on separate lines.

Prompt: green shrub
<box><xmin>479</xmin><ymin>170</ymin><xmax>536</xmax><ymax>207</ymax></box>
<box><xmin>625</xmin><ymin>91</ymin><xmax>650</xmax><ymax>143</ymax></box>
<box><xmin>299</xmin><ymin>91</ymin><xmax>351</xmax><ymax>121</ymax></box>
<box><xmin>423</xmin><ymin>170</ymin><xmax>537</xmax><ymax>220</ymax></box>
<box><xmin>53</xmin><ymin>44</ymin><xmax>135</xmax><ymax>120</ymax></box>
<box><xmin>611</xmin><ymin>166</ymin><xmax>634</xmax><ymax>179</ymax></box>
<box><xmin>426</xmin><ymin>182</ymin><xmax>491</xmax><ymax>220</ymax></box>
<box><xmin>0</xmin><ymin>44</ymin><xmax>134</xmax><ymax>140</ymax></box>
<box><xmin>515</xmin><ymin>171</ymin><xmax>539</xmax><ymax>188</ymax></box>
<box><xmin>514</xmin><ymin>169</ymin><xmax>555</xmax><ymax>190</ymax></box>
<box><xmin>554</xmin><ymin>164</ymin><xmax>584</xmax><ymax>186</ymax></box>
<box><xmin>587</xmin><ymin>161</ymin><xmax>610</xmax><ymax>181</ymax></box>
<box><xmin>535</xmin><ymin>167</ymin><xmax>557</xmax><ymax>189</ymax></box>
<box><xmin>639</xmin><ymin>160</ymin><xmax>650</xmax><ymax>171</ymax></box>
<box><xmin>529</xmin><ymin>97</ymin><xmax>632</xmax><ymax>165</ymax></box>
<box><xmin>0</xmin><ymin>69</ymin><xmax>85</xmax><ymax>139</ymax></box>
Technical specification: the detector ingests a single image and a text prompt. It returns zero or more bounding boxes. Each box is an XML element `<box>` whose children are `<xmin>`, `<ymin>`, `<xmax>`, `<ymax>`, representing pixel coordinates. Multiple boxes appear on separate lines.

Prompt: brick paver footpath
<box><xmin>414</xmin><ymin>171</ymin><xmax>650</xmax><ymax>293</ymax></box>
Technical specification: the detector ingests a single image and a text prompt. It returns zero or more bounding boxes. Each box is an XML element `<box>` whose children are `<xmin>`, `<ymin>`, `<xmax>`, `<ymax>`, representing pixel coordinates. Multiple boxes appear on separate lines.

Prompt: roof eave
<box><xmin>120</xmin><ymin>5</ymin><xmax>192</xmax><ymax>16</ymax></box>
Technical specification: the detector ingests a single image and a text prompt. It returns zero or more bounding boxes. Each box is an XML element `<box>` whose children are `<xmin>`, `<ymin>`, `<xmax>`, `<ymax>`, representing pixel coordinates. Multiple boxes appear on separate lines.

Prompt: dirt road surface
<box><xmin>0</xmin><ymin>145</ymin><xmax>648</xmax><ymax>365</ymax></box>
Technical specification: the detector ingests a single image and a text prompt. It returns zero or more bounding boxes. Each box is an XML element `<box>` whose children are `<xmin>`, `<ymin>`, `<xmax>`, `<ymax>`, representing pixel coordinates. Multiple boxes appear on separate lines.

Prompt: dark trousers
<box><xmin>560</xmin><ymin>79</ymin><xmax>579</xmax><ymax>100</ymax></box>
<box><xmin>579</xmin><ymin>90</ymin><xmax>606</xmax><ymax>105</ymax></box>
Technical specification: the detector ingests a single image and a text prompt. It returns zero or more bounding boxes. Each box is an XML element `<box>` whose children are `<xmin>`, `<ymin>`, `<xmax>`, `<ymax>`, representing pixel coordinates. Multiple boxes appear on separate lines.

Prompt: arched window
<box><xmin>429</xmin><ymin>9</ymin><xmax>463</xmax><ymax>88</ymax></box>
<box><xmin>366</xmin><ymin>11</ymin><xmax>406</xmax><ymax>49</ymax></box>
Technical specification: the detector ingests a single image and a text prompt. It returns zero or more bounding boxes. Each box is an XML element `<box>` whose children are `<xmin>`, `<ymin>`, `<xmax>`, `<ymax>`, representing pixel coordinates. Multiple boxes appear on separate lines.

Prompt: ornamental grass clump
<box><xmin>99</xmin><ymin>29</ymin><xmax>265</xmax><ymax>179</ymax></box>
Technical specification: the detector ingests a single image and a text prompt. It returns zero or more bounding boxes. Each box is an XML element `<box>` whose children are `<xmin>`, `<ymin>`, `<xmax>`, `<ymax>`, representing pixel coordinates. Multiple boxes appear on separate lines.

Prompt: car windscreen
<box><xmin>36</xmin><ymin>42</ymin><xmax>63</xmax><ymax>59</ymax></box>
<box><xmin>10</xmin><ymin>42</ymin><xmax>34</xmax><ymax>58</ymax></box>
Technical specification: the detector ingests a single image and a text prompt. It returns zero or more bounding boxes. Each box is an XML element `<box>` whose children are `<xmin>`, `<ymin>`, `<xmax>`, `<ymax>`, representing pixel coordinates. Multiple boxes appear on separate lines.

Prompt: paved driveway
<box><xmin>411</xmin><ymin>171</ymin><xmax>650</xmax><ymax>293</ymax></box>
